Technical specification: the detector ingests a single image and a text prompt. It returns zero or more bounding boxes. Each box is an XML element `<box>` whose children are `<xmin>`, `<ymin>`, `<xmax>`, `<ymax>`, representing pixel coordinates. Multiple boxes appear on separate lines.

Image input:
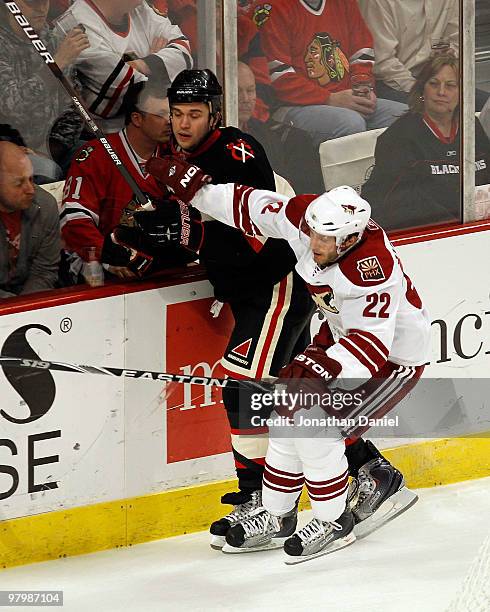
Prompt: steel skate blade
<box><xmin>222</xmin><ymin>538</ymin><xmax>288</xmax><ymax>554</ymax></box>
<box><xmin>210</xmin><ymin>535</ymin><xmax>226</xmax><ymax>550</ymax></box>
<box><xmin>354</xmin><ymin>487</ymin><xmax>418</xmax><ymax>540</ymax></box>
<box><xmin>284</xmin><ymin>532</ymin><xmax>356</xmax><ymax>565</ymax></box>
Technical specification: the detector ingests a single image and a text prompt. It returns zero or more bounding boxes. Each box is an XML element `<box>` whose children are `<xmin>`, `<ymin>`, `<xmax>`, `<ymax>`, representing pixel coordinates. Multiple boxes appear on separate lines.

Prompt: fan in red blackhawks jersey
<box><xmin>60</xmin><ymin>82</ymin><xmax>196</xmax><ymax>282</ymax></box>
<box><xmin>146</xmin><ymin>156</ymin><xmax>431</xmax><ymax>562</ymax></box>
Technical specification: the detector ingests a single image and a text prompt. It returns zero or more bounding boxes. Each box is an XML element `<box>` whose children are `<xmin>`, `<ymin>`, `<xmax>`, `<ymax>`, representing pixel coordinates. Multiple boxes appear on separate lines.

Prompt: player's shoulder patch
<box><xmin>225</xmin><ymin>137</ymin><xmax>256</xmax><ymax>163</ymax></box>
<box><xmin>75</xmin><ymin>145</ymin><xmax>95</xmax><ymax>163</ymax></box>
<box><xmin>339</xmin><ymin>222</ymin><xmax>395</xmax><ymax>287</ymax></box>
<box><xmin>285</xmin><ymin>194</ymin><xmax>316</xmax><ymax>230</ymax></box>
<box><xmin>356</xmin><ymin>256</ymin><xmax>385</xmax><ymax>282</ymax></box>
<box><xmin>253</xmin><ymin>3</ymin><xmax>272</xmax><ymax>28</ymax></box>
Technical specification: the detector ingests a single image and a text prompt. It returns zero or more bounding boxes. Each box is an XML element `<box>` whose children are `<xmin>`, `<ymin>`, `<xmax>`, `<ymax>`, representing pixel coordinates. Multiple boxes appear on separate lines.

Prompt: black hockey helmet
<box><xmin>167</xmin><ymin>69</ymin><xmax>223</xmax><ymax>117</ymax></box>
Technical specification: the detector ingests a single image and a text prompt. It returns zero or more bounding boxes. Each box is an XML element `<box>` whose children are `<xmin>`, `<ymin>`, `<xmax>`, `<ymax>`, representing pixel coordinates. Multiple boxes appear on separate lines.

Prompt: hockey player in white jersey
<box><xmin>146</xmin><ymin>156</ymin><xmax>431</xmax><ymax>563</ymax></box>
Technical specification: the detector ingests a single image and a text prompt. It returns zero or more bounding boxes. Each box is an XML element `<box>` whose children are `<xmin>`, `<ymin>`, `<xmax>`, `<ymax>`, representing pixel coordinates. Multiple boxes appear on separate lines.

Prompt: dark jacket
<box><xmin>362</xmin><ymin>112</ymin><xmax>490</xmax><ymax>231</ymax></box>
<box><xmin>0</xmin><ymin>187</ymin><xmax>61</xmax><ymax>297</ymax></box>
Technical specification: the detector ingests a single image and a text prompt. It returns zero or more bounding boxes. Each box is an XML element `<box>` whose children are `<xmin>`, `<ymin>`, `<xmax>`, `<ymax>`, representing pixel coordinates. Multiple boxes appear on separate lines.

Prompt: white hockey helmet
<box><xmin>304</xmin><ymin>186</ymin><xmax>371</xmax><ymax>257</ymax></box>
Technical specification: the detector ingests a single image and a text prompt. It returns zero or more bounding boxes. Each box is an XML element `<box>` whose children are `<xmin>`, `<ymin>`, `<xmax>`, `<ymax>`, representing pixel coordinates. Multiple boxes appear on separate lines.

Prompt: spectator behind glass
<box><xmin>257</xmin><ymin>0</ymin><xmax>407</xmax><ymax>150</ymax></box>
<box><xmin>238</xmin><ymin>1</ymin><xmax>275</xmax><ymax>122</ymax></box>
<box><xmin>238</xmin><ymin>61</ymin><xmax>324</xmax><ymax>194</ymax></box>
<box><xmin>148</xmin><ymin>1</ymin><xmax>197</xmax><ymax>57</ymax></box>
<box><xmin>358</xmin><ymin>0</ymin><xmax>489</xmax><ymax>112</ymax></box>
<box><xmin>0</xmin><ymin>0</ymin><xmax>89</xmax><ymax>184</ymax></box>
<box><xmin>0</xmin><ymin>142</ymin><xmax>61</xmax><ymax>298</ymax></box>
<box><xmin>60</xmin><ymin>82</ymin><xmax>193</xmax><ymax>283</ymax></box>
<box><xmin>361</xmin><ymin>55</ymin><xmax>490</xmax><ymax>232</ymax></box>
<box><xmin>63</xmin><ymin>0</ymin><xmax>192</xmax><ymax>133</ymax></box>
<box><xmin>48</xmin><ymin>0</ymin><xmax>72</xmax><ymax>22</ymax></box>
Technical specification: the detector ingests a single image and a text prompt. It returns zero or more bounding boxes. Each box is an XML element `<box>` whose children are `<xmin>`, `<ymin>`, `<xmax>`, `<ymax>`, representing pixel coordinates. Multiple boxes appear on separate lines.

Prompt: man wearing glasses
<box><xmin>60</xmin><ymin>82</ymin><xmax>193</xmax><ymax>282</ymax></box>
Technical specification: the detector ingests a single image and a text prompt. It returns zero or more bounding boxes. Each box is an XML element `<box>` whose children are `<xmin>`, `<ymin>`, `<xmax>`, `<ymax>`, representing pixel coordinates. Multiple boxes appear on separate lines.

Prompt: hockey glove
<box><xmin>132</xmin><ymin>199</ymin><xmax>181</xmax><ymax>248</ymax></box>
<box><xmin>146</xmin><ymin>155</ymin><xmax>211</xmax><ymax>202</ymax></box>
<box><xmin>134</xmin><ymin>197</ymin><xmax>204</xmax><ymax>252</ymax></box>
<box><xmin>276</xmin><ymin>345</ymin><xmax>342</xmax><ymax>412</ymax></box>
<box><xmin>101</xmin><ymin>227</ymin><xmax>153</xmax><ymax>277</ymax></box>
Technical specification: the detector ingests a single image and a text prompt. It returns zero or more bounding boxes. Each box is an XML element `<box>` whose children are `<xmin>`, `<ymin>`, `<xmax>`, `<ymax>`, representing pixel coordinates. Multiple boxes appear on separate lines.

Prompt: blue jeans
<box><xmin>276</xmin><ymin>99</ymin><xmax>407</xmax><ymax>150</ymax></box>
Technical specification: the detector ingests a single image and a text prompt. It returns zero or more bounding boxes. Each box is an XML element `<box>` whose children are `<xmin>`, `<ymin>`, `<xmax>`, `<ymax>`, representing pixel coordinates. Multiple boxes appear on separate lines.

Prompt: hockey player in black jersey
<box><xmin>164</xmin><ymin>69</ymin><xmax>314</xmax><ymax>548</ymax></box>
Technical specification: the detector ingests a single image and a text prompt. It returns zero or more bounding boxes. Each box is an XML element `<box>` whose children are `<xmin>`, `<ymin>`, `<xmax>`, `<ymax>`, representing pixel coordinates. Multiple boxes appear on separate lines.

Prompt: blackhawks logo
<box><xmin>226</xmin><ymin>139</ymin><xmax>255</xmax><ymax>162</ymax></box>
<box><xmin>304</xmin><ymin>32</ymin><xmax>349</xmax><ymax>85</ymax></box>
<box><xmin>76</xmin><ymin>145</ymin><xmax>94</xmax><ymax>163</ymax></box>
<box><xmin>357</xmin><ymin>256</ymin><xmax>385</xmax><ymax>282</ymax></box>
<box><xmin>253</xmin><ymin>4</ymin><xmax>272</xmax><ymax>28</ymax></box>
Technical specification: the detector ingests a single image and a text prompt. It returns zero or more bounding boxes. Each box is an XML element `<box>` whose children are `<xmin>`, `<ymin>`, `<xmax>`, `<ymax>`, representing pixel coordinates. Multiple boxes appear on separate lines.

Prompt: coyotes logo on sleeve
<box><xmin>226</xmin><ymin>139</ymin><xmax>255</xmax><ymax>163</ymax></box>
<box><xmin>357</xmin><ymin>256</ymin><xmax>385</xmax><ymax>282</ymax></box>
<box><xmin>311</xmin><ymin>285</ymin><xmax>339</xmax><ymax>314</ymax></box>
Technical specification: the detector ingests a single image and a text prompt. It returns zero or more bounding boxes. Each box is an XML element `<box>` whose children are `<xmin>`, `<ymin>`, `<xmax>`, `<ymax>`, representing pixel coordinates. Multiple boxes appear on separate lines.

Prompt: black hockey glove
<box><xmin>132</xmin><ymin>199</ymin><xmax>181</xmax><ymax>248</ymax></box>
<box><xmin>134</xmin><ymin>197</ymin><xmax>204</xmax><ymax>253</ymax></box>
<box><xmin>146</xmin><ymin>155</ymin><xmax>211</xmax><ymax>203</ymax></box>
<box><xmin>101</xmin><ymin>226</ymin><xmax>153</xmax><ymax>276</ymax></box>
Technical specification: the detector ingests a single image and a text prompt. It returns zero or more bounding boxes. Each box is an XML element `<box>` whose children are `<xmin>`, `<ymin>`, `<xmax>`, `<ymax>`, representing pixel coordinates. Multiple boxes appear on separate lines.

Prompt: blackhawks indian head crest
<box><xmin>253</xmin><ymin>4</ymin><xmax>272</xmax><ymax>28</ymax></box>
<box><xmin>304</xmin><ymin>32</ymin><xmax>349</xmax><ymax>86</ymax></box>
<box><xmin>357</xmin><ymin>256</ymin><xmax>386</xmax><ymax>282</ymax></box>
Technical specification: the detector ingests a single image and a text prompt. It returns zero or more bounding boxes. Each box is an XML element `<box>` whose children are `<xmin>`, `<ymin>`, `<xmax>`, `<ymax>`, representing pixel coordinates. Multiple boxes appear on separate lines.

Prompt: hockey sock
<box><xmin>344</xmin><ymin>438</ymin><xmax>382</xmax><ymax>476</ymax></box>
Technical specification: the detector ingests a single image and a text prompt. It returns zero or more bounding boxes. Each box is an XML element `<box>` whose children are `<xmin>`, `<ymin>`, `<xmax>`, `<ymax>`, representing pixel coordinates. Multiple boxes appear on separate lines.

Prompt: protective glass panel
<box><xmin>234</xmin><ymin>0</ymin><xmax>471</xmax><ymax>234</ymax></box>
<box><xmin>475</xmin><ymin>0</ymin><xmax>490</xmax><ymax>222</ymax></box>
<box><xmin>0</xmin><ymin>0</ymin><xmax>212</xmax><ymax>295</ymax></box>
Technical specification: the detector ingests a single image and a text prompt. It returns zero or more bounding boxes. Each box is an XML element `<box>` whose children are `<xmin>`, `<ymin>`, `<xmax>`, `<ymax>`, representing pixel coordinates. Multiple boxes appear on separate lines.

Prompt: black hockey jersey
<box><xmin>167</xmin><ymin>126</ymin><xmax>299</xmax><ymax>302</ymax></box>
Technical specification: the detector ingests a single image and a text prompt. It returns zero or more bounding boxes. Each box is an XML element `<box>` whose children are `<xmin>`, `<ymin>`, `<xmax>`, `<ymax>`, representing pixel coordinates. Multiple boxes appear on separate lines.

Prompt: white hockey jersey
<box><xmin>67</xmin><ymin>0</ymin><xmax>192</xmax><ymax>132</ymax></box>
<box><xmin>191</xmin><ymin>184</ymin><xmax>431</xmax><ymax>380</ymax></box>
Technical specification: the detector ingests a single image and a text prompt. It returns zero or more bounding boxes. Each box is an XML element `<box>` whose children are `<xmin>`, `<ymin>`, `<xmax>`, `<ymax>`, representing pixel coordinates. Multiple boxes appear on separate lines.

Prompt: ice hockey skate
<box><xmin>283</xmin><ymin>508</ymin><xmax>356</xmax><ymax>565</ymax></box>
<box><xmin>349</xmin><ymin>456</ymin><xmax>418</xmax><ymax>539</ymax></box>
<box><xmin>209</xmin><ymin>490</ymin><xmax>264</xmax><ymax>549</ymax></box>
<box><xmin>222</xmin><ymin>507</ymin><xmax>297</xmax><ymax>553</ymax></box>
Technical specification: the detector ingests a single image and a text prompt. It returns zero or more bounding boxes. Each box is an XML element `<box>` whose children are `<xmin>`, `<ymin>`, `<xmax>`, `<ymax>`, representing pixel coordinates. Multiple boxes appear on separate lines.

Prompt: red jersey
<box><xmin>257</xmin><ymin>0</ymin><xmax>375</xmax><ymax>105</ymax></box>
<box><xmin>60</xmin><ymin>130</ymin><xmax>165</xmax><ymax>260</ymax></box>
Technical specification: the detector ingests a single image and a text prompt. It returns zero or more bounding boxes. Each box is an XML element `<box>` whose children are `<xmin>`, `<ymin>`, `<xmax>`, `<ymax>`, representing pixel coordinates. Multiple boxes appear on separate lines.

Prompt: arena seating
<box><xmin>319</xmin><ymin>128</ymin><xmax>386</xmax><ymax>193</ymax></box>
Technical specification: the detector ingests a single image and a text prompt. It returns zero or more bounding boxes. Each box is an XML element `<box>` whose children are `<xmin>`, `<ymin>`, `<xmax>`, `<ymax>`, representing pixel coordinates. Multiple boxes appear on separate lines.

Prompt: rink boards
<box><xmin>1</xmin><ymin>223</ymin><xmax>490</xmax><ymax>568</ymax></box>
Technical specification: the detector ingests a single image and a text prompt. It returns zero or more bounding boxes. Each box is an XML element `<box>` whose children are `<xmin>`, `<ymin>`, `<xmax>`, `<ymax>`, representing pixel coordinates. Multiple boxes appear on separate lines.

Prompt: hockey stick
<box><xmin>0</xmin><ymin>356</ymin><xmax>273</xmax><ymax>393</ymax></box>
<box><xmin>2</xmin><ymin>1</ymin><xmax>153</xmax><ymax>210</ymax></box>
